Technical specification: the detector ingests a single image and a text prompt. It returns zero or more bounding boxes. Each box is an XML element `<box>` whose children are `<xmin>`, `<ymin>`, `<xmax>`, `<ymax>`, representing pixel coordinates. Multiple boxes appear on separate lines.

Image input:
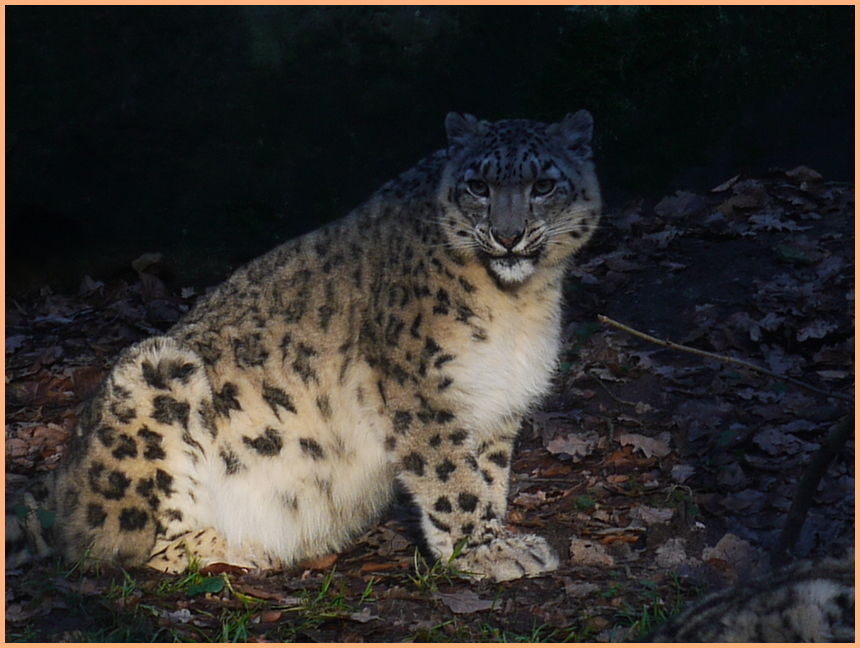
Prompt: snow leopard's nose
<box><xmin>492</xmin><ymin>189</ymin><xmax>527</xmax><ymax>250</ymax></box>
<box><xmin>491</xmin><ymin>227</ymin><xmax>524</xmax><ymax>251</ymax></box>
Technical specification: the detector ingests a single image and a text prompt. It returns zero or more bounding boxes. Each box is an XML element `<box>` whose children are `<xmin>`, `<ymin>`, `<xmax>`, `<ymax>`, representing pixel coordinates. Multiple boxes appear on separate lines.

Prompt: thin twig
<box><xmin>598</xmin><ymin>315</ymin><xmax>853</xmax><ymax>403</ymax></box>
<box><xmin>589</xmin><ymin>371</ymin><xmax>640</xmax><ymax>407</ymax></box>
<box><xmin>770</xmin><ymin>411</ymin><xmax>854</xmax><ymax>566</ymax></box>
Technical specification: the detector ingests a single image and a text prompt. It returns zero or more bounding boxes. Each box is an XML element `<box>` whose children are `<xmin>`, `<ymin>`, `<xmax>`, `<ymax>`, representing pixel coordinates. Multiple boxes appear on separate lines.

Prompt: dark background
<box><xmin>6</xmin><ymin>6</ymin><xmax>854</xmax><ymax>296</ymax></box>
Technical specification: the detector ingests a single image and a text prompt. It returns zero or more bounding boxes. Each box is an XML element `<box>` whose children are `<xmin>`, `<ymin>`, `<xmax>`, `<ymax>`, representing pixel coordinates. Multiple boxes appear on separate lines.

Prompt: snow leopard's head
<box><xmin>438</xmin><ymin>112</ymin><xmax>601</xmax><ymax>285</ymax></box>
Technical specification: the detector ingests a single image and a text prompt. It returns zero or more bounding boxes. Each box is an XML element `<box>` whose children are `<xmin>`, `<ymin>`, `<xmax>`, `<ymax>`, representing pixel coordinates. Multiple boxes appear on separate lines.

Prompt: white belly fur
<box><xmin>187</xmin><ymin>364</ymin><xmax>394</xmax><ymax>563</ymax></box>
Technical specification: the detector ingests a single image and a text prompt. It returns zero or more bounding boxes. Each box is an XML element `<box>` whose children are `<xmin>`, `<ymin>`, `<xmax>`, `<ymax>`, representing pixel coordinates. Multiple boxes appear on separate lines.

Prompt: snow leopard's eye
<box><xmin>532</xmin><ymin>179</ymin><xmax>557</xmax><ymax>197</ymax></box>
<box><xmin>466</xmin><ymin>179</ymin><xmax>490</xmax><ymax>198</ymax></box>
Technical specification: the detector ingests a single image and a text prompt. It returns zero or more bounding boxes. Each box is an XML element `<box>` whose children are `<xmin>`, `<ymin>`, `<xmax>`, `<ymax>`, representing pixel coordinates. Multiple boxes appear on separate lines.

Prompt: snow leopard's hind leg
<box><xmin>52</xmin><ymin>336</ymin><xmax>216</xmax><ymax>571</ymax></box>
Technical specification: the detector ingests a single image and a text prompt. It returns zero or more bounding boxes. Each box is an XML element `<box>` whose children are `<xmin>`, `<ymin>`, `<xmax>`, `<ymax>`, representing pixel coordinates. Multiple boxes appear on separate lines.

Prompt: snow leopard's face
<box><xmin>439</xmin><ymin>112</ymin><xmax>602</xmax><ymax>285</ymax></box>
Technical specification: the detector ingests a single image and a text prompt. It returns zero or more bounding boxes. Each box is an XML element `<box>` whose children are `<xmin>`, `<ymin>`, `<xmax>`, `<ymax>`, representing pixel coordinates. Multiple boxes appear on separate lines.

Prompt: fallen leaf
<box><xmin>512</xmin><ymin>490</ymin><xmax>547</xmax><ymax>510</ymax></box>
<box><xmin>132</xmin><ymin>252</ymin><xmax>163</xmax><ymax>274</ymax></box>
<box><xmin>796</xmin><ymin>319</ymin><xmax>838</xmax><ymax>341</ymax></box>
<box><xmin>718</xmin><ymin>194</ymin><xmax>761</xmax><ymax>214</ymax></box>
<box><xmin>785</xmin><ymin>165</ymin><xmax>823</xmax><ymax>184</ymax></box>
<box><xmin>732</xmin><ymin>178</ymin><xmax>769</xmax><ymax>198</ymax></box>
<box><xmin>370</xmin><ymin>527</ymin><xmax>412</xmax><ymax>558</ymax></box>
<box><xmin>702</xmin><ymin>533</ymin><xmax>757</xmax><ymax>574</ymax></box>
<box><xmin>600</xmin><ymin>533</ymin><xmax>640</xmax><ymax>544</ymax></box>
<box><xmin>633</xmin><ymin>401</ymin><xmax>653</xmax><ymax>414</ymax></box>
<box><xmin>233</xmin><ymin>584</ymin><xmax>281</xmax><ymax>600</ymax></box>
<box><xmin>529</xmin><ymin>410</ymin><xmax>576</xmax><ymax>443</ymax></box>
<box><xmin>725</xmin><ymin>311</ymin><xmax>761</xmax><ymax>342</ymax></box>
<box><xmin>671</xmin><ymin>464</ymin><xmax>695</xmax><ymax>483</ymax></box>
<box><xmin>164</xmin><ymin>608</ymin><xmax>194</xmax><ymax>623</ymax></box>
<box><xmin>702</xmin><ymin>557</ymin><xmax>738</xmax><ymax>587</ymax></box>
<box><xmin>817</xmin><ymin>369</ymin><xmax>849</xmax><ymax>380</ymax></box>
<box><xmin>349</xmin><ymin>608</ymin><xmax>380</xmax><ymax>623</ymax></box>
<box><xmin>359</xmin><ymin>561</ymin><xmax>409</xmax><ymax>572</ymax></box>
<box><xmin>655</xmin><ymin>538</ymin><xmax>690</xmax><ymax>568</ymax></box>
<box><xmin>199</xmin><ymin>562</ymin><xmax>248</xmax><ymax>576</ymax></box>
<box><xmin>569</xmin><ymin>536</ymin><xmax>614</xmax><ymax>567</ymax></box>
<box><xmin>762</xmin><ymin>345</ymin><xmax>802</xmax><ymax>375</ymax></box>
<box><xmin>541</xmin><ymin>462</ymin><xmax>571</xmax><ymax>477</ymax></box>
<box><xmin>563</xmin><ymin>580</ymin><xmax>600</xmax><ymax>598</ymax></box>
<box><xmin>749</xmin><ymin>211</ymin><xmax>807</xmax><ymax>232</ymax></box>
<box><xmin>752</xmin><ymin>427</ymin><xmax>816</xmax><ymax>455</ymax></box>
<box><xmin>718</xmin><ymin>489</ymin><xmax>766</xmax><ymax>513</ymax></box>
<box><xmin>815</xmin><ymin>255</ymin><xmax>845</xmax><ymax>280</ymax></box>
<box><xmin>5</xmin><ymin>602</ymin><xmax>47</xmax><ymax>624</ymax></box>
<box><xmin>643</xmin><ymin>226</ymin><xmax>680</xmax><ymax>249</ymax></box>
<box><xmin>78</xmin><ymin>275</ymin><xmax>104</xmax><ymax>296</ymax></box>
<box><xmin>248</xmin><ymin>634</ymin><xmax>276</xmax><ymax>643</ymax></box>
<box><xmin>653</xmin><ymin>191</ymin><xmax>706</xmax><ymax>219</ymax></box>
<box><xmin>630</xmin><ymin>505</ymin><xmax>674</xmax><ymax>525</ymax></box>
<box><xmin>758</xmin><ymin>311</ymin><xmax>784</xmax><ymax>332</ymax></box>
<box><xmin>139</xmin><ymin>271</ymin><xmax>171</xmax><ymax>301</ymax></box>
<box><xmin>716</xmin><ymin>461</ymin><xmax>748</xmax><ymax>488</ymax></box>
<box><xmin>545</xmin><ymin>431</ymin><xmax>598</xmax><ymax>461</ymax></box>
<box><xmin>659</xmin><ymin>261</ymin><xmax>688</xmax><ymax>271</ymax></box>
<box><xmin>618</xmin><ymin>432</ymin><xmax>671</xmax><ymax>458</ymax></box>
<box><xmin>602</xmin><ymin>250</ymin><xmax>643</xmax><ymax>272</ymax></box>
<box><xmin>711</xmin><ymin>173</ymin><xmax>740</xmax><ymax>192</ymax></box>
<box><xmin>259</xmin><ymin>610</ymin><xmax>283</xmax><ymax>623</ymax></box>
<box><xmin>278</xmin><ymin>596</ymin><xmax>304</xmax><ymax>606</ymax></box>
<box><xmin>434</xmin><ymin>590</ymin><xmax>496</xmax><ymax>614</ymax></box>
<box><xmin>299</xmin><ymin>553</ymin><xmax>338</xmax><ymax>570</ymax></box>
<box><xmin>6</xmin><ymin>438</ymin><xmax>30</xmax><ymax>459</ymax></box>
<box><xmin>5</xmin><ymin>334</ymin><xmax>28</xmax><ymax>354</ymax></box>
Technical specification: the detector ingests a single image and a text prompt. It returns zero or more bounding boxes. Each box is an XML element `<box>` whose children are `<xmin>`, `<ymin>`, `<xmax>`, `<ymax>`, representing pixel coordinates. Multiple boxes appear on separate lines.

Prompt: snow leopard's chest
<box><xmin>431</xmin><ymin>275</ymin><xmax>564</xmax><ymax>441</ymax></box>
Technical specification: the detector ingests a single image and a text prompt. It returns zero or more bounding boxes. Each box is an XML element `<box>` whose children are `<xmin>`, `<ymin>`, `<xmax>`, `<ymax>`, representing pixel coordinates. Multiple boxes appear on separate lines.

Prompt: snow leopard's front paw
<box><xmin>455</xmin><ymin>532</ymin><xmax>559</xmax><ymax>582</ymax></box>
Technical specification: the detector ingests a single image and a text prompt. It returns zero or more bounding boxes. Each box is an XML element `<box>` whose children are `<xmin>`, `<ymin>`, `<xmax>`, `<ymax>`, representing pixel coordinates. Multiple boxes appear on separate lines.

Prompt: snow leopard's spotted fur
<box><xmin>645</xmin><ymin>555</ymin><xmax>854</xmax><ymax>642</ymax></box>
<box><xmin>36</xmin><ymin>112</ymin><xmax>603</xmax><ymax>581</ymax></box>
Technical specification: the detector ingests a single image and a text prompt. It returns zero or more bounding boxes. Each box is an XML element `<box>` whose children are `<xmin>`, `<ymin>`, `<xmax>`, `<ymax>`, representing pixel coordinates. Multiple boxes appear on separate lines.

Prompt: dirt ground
<box><xmin>5</xmin><ymin>167</ymin><xmax>854</xmax><ymax>642</ymax></box>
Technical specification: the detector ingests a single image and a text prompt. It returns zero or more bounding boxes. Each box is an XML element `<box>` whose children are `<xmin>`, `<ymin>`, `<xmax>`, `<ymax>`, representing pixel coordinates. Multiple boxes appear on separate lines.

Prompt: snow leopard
<box><xmin>22</xmin><ymin>111</ymin><xmax>602</xmax><ymax>581</ymax></box>
<box><xmin>645</xmin><ymin>555</ymin><xmax>854</xmax><ymax>642</ymax></box>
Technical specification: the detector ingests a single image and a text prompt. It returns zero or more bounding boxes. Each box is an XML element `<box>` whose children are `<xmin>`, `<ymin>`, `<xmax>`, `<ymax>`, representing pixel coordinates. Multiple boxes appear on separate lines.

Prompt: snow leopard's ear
<box><xmin>445</xmin><ymin>112</ymin><xmax>484</xmax><ymax>154</ymax></box>
<box><xmin>550</xmin><ymin>110</ymin><xmax>594</xmax><ymax>161</ymax></box>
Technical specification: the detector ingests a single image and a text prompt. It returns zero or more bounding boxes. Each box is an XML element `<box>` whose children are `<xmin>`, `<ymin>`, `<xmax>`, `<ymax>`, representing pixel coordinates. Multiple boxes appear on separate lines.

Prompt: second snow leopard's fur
<box><xmin>645</xmin><ymin>555</ymin><xmax>854</xmax><ymax>642</ymax></box>
<box><xmin>44</xmin><ymin>111</ymin><xmax>602</xmax><ymax>581</ymax></box>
